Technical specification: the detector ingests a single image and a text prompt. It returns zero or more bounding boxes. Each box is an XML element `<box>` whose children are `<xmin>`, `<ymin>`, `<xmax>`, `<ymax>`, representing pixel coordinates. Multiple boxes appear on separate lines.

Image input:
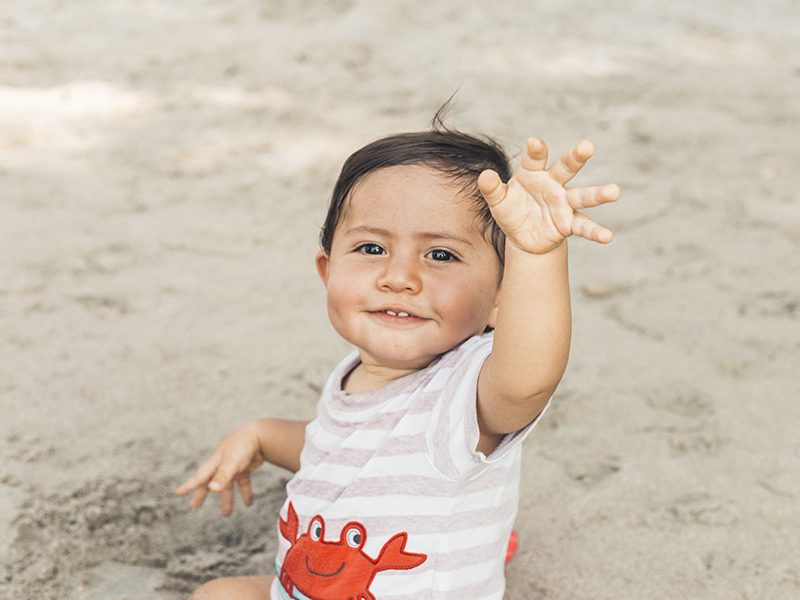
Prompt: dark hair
<box><xmin>319</xmin><ymin>106</ymin><xmax>511</xmax><ymax>265</ymax></box>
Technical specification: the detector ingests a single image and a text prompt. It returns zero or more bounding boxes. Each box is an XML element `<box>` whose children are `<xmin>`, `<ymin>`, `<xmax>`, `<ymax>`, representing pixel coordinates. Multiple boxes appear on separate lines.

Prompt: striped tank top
<box><xmin>271</xmin><ymin>334</ymin><xmax>548</xmax><ymax>599</ymax></box>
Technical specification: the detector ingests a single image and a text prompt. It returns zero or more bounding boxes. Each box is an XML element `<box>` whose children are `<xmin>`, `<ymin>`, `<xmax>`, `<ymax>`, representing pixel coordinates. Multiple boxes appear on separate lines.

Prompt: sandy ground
<box><xmin>1</xmin><ymin>1</ymin><xmax>799</xmax><ymax>598</ymax></box>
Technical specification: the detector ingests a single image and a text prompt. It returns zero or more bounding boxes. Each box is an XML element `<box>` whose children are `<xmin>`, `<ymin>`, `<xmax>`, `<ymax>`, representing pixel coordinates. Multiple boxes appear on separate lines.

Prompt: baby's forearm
<box><xmin>483</xmin><ymin>240</ymin><xmax>571</xmax><ymax>405</ymax></box>
<box><xmin>248</xmin><ymin>418</ymin><xmax>308</xmax><ymax>473</ymax></box>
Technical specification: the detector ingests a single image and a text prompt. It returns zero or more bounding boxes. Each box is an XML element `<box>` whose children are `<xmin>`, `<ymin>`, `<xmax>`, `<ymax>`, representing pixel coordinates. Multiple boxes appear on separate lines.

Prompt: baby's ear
<box><xmin>487</xmin><ymin>282</ymin><xmax>502</xmax><ymax>329</ymax></box>
<box><xmin>315</xmin><ymin>250</ymin><xmax>330</xmax><ymax>285</ymax></box>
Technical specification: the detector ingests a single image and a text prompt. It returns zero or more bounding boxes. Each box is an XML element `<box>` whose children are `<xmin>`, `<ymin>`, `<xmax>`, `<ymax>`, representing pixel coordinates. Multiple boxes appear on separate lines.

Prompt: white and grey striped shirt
<box><xmin>272</xmin><ymin>334</ymin><xmax>548</xmax><ymax>600</ymax></box>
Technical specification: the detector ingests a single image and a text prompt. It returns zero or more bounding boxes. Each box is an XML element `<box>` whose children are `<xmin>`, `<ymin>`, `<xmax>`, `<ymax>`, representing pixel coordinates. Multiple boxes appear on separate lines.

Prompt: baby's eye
<box><xmin>427</xmin><ymin>249</ymin><xmax>457</xmax><ymax>262</ymax></box>
<box><xmin>356</xmin><ymin>243</ymin><xmax>385</xmax><ymax>255</ymax></box>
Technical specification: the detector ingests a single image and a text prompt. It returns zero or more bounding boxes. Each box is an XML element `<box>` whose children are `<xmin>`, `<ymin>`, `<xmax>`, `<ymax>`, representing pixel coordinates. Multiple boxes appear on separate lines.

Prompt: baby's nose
<box><xmin>377</xmin><ymin>255</ymin><xmax>422</xmax><ymax>293</ymax></box>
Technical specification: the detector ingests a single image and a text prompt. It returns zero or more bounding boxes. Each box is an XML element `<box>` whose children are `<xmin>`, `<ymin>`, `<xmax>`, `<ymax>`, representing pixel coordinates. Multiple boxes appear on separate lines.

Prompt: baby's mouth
<box><xmin>370</xmin><ymin>308</ymin><xmax>426</xmax><ymax>322</ymax></box>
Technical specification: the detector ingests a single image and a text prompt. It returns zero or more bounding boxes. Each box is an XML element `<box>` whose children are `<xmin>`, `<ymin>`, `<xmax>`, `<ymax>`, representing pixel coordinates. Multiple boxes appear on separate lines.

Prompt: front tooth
<box><xmin>386</xmin><ymin>310</ymin><xmax>397</xmax><ymax>316</ymax></box>
<box><xmin>397</xmin><ymin>312</ymin><xmax>410</xmax><ymax>317</ymax></box>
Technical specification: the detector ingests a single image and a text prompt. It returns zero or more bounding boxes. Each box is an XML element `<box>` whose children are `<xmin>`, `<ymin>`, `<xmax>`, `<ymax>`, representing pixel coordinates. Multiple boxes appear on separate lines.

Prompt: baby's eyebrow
<box><xmin>345</xmin><ymin>225</ymin><xmax>474</xmax><ymax>247</ymax></box>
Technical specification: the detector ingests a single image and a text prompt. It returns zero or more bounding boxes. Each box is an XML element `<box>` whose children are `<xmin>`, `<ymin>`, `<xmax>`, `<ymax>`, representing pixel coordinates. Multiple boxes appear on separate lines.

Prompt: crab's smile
<box><xmin>305</xmin><ymin>555</ymin><xmax>345</xmax><ymax>577</ymax></box>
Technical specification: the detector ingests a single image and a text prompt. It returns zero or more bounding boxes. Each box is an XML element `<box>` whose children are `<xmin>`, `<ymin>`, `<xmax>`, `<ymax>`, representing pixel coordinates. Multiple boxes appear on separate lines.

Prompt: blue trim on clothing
<box><xmin>273</xmin><ymin>559</ymin><xmax>313</xmax><ymax>600</ymax></box>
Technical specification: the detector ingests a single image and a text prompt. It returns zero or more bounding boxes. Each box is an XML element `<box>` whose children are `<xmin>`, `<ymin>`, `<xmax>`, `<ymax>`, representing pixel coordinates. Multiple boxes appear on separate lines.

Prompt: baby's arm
<box><xmin>176</xmin><ymin>417</ymin><xmax>307</xmax><ymax>516</ymax></box>
<box><xmin>476</xmin><ymin>138</ymin><xmax>619</xmax><ymax>448</ymax></box>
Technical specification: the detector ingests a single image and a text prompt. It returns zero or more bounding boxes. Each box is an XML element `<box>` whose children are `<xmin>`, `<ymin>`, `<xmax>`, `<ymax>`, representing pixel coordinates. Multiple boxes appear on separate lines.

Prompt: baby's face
<box><xmin>316</xmin><ymin>165</ymin><xmax>503</xmax><ymax>371</ymax></box>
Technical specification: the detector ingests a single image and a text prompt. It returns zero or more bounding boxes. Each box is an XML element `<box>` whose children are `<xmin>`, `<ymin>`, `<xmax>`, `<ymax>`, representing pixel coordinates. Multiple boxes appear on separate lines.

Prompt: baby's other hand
<box><xmin>176</xmin><ymin>423</ymin><xmax>265</xmax><ymax>517</ymax></box>
<box><xmin>478</xmin><ymin>137</ymin><xmax>620</xmax><ymax>254</ymax></box>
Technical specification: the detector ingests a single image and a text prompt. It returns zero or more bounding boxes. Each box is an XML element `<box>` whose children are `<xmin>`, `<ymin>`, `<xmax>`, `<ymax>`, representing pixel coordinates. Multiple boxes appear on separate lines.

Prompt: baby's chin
<box><xmin>351</xmin><ymin>330</ymin><xmax>485</xmax><ymax>372</ymax></box>
<box><xmin>357</xmin><ymin>345</ymin><xmax>448</xmax><ymax>373</ymax></box>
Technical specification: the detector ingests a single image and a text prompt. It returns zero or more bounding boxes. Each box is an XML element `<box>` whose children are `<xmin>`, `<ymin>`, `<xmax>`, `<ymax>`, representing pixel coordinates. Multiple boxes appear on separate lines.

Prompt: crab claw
<box><xmin>279</xmin><ymin>501</ymin><xmax>299</xmax><ymax>544</ymax></box>
<box><xmin>374</xmin><ymin>532</ymin><xmax>427</xmax><ymax>572</ymax></box>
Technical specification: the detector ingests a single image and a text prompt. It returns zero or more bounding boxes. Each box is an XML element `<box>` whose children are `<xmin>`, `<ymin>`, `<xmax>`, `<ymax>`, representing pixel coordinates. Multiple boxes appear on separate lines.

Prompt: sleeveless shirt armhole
<box><xmin>467</xmin><ymin>394</ymin><xmax>553</xmax><ymax>465</ymax></box>
<box><xmin>454</xmin><ymin>338</ymin><xmax>552</xmax><ymax>468</ymax></box>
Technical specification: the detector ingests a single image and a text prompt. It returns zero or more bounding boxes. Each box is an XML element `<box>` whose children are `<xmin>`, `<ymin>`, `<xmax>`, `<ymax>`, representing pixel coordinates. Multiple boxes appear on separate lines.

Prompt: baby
<box><xmin>177</xmin><ymin>117</ymin><xmax>619</xmax><ymax>600</ymax></box>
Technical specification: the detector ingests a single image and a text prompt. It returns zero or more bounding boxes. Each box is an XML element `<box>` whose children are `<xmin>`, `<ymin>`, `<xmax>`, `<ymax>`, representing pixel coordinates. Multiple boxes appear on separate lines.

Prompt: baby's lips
<box><xmin>372</xmin><ymin>306</ymin><xmax>425</xmax><ymax>318</ymax></box>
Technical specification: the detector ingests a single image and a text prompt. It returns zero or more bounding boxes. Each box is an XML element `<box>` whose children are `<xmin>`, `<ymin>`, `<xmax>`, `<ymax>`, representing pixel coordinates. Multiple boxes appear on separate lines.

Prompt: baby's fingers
<box><xmin>566</xmin><ymin>184</ymin><xmax>620</xmax><ymax>210</ymax></box>
<box><xmin>208</xmin><ymin>463</ymin><xmax>239</xmax><ymax>493</ymax></box>
<box><xmin>477</xmin><ymin>169</ymin><xmax>508</xmax><ymax>207</ymax></box>
<box><xmin>549</xmin><ymin>140</ymin><xmax>594</xmax><ymax>185</ymax></box>
<box><xmin>572</xmin><ymin>212</ymin><xmax>613</xmax><ymax>244</ymax></box>
<box><xmin>219</xmin><ymin>485</ymin><xmax>235</xmax><ymax>517</ymax></box>
<box><xmin>219</xmin><ymin>474</ymin><xmax>255</xmax><ymax>516</ymax></box>
<box><xmin>189</xmin><ymin>486</ymin><xmax>210</xmax><ymax>510</ymax></box>
<box><xmin>176</xmin><ymin>454</ymin><xmax>220</xmax><ymax>496</ymax></box>
<box><xmin>520</xmin><ymin>137</ymin><xmax>548</xmax><ymax>171</ymax></box>
<box><xmin>237</xmin><ymin>473</ymin><xmax>254</xmax><ymax>508</ymax></box>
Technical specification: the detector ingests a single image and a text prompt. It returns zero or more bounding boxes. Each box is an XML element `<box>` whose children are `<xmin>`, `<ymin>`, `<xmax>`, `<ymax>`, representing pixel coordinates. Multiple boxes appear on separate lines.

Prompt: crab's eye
<box><xmin>309</xmin><ymin>517</ymin><xmax>324</xmax><ymax>541</ymax></box>
<box><xmin>344</xmin><ymin>526</ymin><xmax>364</xmax><ymax>548</ymax></box>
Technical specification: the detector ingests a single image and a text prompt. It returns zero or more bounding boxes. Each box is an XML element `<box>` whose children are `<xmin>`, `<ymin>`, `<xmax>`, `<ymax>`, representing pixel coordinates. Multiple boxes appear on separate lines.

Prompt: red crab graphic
<box><xmin>277</xmin><ymin>502</ymin><xmax>427</xmax><ymax>600</ymax></box>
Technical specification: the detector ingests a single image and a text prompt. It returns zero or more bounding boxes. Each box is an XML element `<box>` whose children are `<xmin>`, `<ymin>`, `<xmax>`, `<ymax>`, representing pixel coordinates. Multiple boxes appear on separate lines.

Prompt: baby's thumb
<box><xmin>478</xmin><ymin>170</ymin><xmax>507</xmax><ymax>208</ymax></box>
<box><xmin>209</xmin><ymin>466</ymin><xmax>235</xmax><ymax>492</ymax></box>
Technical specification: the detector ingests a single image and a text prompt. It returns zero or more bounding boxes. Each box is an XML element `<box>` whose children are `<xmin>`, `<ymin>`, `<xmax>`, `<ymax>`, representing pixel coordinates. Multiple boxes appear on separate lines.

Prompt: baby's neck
<box><xmin>342</xmin><ymin>361</ymin><xmax>419</xmax><ymax>394</ymax></box>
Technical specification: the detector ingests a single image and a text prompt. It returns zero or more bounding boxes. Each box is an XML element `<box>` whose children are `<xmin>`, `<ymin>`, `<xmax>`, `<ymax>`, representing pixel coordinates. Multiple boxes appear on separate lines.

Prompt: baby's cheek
<box><xmin>327</xmin><ymin>276</ymin><xmax>357</xmax><ymax>306</ymax></box>
<box><xmin>325</xmin><ymin>285</ymin><xmax>346</xmax><ymax>320</ymax></box>
<box><xmin>324</xmin><ymin>279</ymin><xmax>360</xmax><ymax>332</ymax></box>
<box><xmin>431</xmin><ymin>290</ymin><xmax>463</xmax><ymax>325</ymax></box>
<box><xmin>442</xmin><ymin>281</ymin><xmax>497</xmax><ymax>330</ymax></box>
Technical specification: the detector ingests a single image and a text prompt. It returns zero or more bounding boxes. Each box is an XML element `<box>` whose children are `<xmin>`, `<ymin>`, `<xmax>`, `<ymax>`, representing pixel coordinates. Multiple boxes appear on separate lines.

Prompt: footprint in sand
<box><xmin>738</xmin><ymin>290</ymin><xmax>798</xmax><ymax>319</ymax></box>
<box><xmin>668</xmin><ymin>492</ymin><xmax>739</xmax><ymax>527</ymax></box>
<box><xmin>640</xmin><ymin>386</ymin><xmax>730</xmax><ymax>458</ymax></box>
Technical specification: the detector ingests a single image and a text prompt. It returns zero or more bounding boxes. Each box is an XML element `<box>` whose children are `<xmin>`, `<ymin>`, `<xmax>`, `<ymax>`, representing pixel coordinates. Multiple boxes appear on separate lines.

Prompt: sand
<box><xmin>1</xmin><ymin>1</ymin><xmax>798</xmax><ymax>598</ymax></box>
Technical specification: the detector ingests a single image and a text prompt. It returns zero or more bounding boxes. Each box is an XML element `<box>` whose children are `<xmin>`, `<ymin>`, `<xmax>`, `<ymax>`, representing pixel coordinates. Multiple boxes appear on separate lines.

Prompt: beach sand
<box><xmin>1</xmin><ymin>1</ymin><xmax>798</xmax><ymax>598</ymax></box>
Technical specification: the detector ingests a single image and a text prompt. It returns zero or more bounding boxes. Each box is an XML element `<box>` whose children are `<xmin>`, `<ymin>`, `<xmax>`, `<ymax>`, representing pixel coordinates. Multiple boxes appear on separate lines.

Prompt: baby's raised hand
<box><xmin>176</xmin><ymin>423</ymin><xmax>266</xmax><ymax>517</ymax></box>
<box><xmin>478</xmin><ymin>138</ymin><xmax>619</xmax><ymax>254</ymax></box>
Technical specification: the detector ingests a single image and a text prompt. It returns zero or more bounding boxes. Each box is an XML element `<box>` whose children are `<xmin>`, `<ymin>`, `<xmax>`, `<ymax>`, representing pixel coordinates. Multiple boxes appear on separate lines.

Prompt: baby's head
<box><xmin>316</xmin><ymin>122</ymin><xmax>512</xmax><ymax>369</ymax></box>
<box><xmin>321</xmin><ymin>125</ymin><xmax>511</xmax><ymax>266</ymax></box>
